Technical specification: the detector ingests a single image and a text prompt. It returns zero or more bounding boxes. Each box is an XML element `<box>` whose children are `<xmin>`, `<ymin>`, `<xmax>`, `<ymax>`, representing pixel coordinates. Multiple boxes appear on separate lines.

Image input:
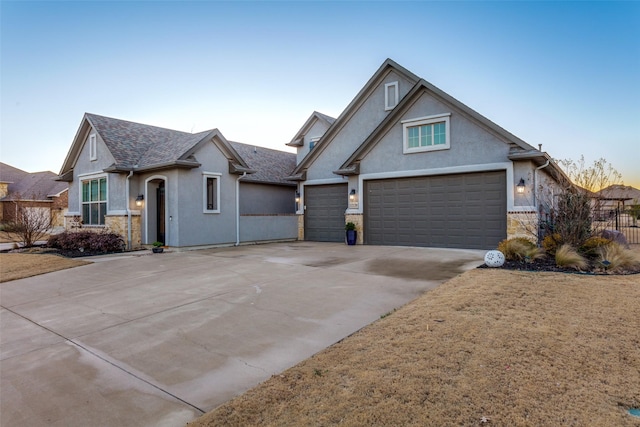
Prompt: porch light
<box><xmin>295</xmin><ymin>191</ymin><xmax>300</xmax><ymax>204</ymax></box>
<box><xmin>349</xmin><ymin>189</ymin><xmax>356</xmax><ymax>202</ymax></box>
<box><xmin>516</xmin><ymin>178</ymin><xmax>526</xmax><ymax>194</ymax></box>
<box><xmin>135</xmin><ymin>194</ymin><xmax>144</xmax><ymax>207</ymax></box>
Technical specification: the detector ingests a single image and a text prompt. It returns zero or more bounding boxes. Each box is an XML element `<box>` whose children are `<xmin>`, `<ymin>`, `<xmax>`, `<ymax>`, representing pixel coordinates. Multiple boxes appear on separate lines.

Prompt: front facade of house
<box><xmin>287</xmin><ymin>59</ymin><xmax>564</xmax><ymax>249</ymax></box>
<box><xmin>58</xmin><ymin>115</ymin><xmax>297</xmax><ymax>249</ymax></box>
<box><xmin>58</xmin><ymin>59</ymin><xmax>563</xmax><ymax>250</ymax></box>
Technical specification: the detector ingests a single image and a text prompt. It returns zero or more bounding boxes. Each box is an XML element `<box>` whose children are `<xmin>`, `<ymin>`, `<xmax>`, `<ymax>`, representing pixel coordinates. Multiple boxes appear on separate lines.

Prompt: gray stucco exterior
<box><xmin>59</xmin><ymin>114</ymin><xmax>298</xmax><ymax>248</ymax></box>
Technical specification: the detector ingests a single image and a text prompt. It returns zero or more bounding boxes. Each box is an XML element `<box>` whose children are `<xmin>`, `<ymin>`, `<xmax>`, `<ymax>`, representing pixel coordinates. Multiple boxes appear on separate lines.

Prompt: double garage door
<box><xmin>303</xmin><ymin>171</ymin><xmax>506</xmax><ymax>249</ymax></box>
<box><xmin>364</xmin><ymin>171</ymin><xmax>506</xmax><ymax>249</ymax></box>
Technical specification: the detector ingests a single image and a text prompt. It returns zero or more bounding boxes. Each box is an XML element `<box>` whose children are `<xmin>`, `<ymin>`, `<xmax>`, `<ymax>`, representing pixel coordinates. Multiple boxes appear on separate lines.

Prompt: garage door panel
<box><xmin>304</xmin><ymin>184</ymin><xmax>347</xmax><ymax>242</ymax></box>
<box><xmin>364</xmin><ymin>171</ymin><xmax>506</xmax><ymax>249</ymax></box>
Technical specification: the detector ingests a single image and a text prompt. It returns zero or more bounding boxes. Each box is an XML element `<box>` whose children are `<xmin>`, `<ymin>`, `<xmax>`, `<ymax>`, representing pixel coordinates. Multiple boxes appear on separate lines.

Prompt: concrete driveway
<box><xmin>1</xmin><ymin>242</ymin><xmax>484</xmax><ymax>426</ymax></box>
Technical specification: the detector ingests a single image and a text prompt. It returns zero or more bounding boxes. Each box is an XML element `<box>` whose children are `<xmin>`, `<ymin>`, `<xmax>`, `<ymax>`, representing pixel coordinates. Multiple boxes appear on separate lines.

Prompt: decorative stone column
<box><xmin>345</xmin><ymin>213</ymin><xmax>364</xmax><ymax>245</ymax></box>
<box><xmin>507</xmin><ymin>211</ymin><xmax>538</xmax><ymax>242</ymax></box>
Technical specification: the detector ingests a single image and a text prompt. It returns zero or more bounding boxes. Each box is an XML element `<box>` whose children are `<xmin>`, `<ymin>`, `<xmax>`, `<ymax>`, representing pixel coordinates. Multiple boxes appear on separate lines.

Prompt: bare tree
<box><xmin>8</xmin><ymin>194</ymin><xmax>53</xmax><ymax>248</ymax></box>
<box><xmin>556</xmin><ymin>155</ymin><xmax>623</xmax><ymax>194</ymax></box>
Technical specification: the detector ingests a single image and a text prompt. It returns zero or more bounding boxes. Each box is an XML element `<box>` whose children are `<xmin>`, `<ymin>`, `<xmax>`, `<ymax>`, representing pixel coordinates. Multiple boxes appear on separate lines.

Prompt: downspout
<box><xmin>235</xmin><ymin>172</ymin><xmax>246</xmax><ymax>246</ymax></box>
<box><xmin>534</xmin><ymin>159</ymin><xmax>551</xmax><ymax>206</ymax></box>
<box><xmin>126</xmin><ymin>170</ymin><xmax>133</xmax><ymax>251</ymax></box>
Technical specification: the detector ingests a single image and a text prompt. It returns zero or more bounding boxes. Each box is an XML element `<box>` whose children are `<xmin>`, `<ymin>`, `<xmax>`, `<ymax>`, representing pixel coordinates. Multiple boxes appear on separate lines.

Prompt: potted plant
<box><xmin>152</xmin><ymin>241</ymin><xmax>164</xmax><ymax>253</ymax></box>
<box><xmin>345</xmin><ymin>222</ymin><xmax>357</xmax><ymax>245</ymax></box>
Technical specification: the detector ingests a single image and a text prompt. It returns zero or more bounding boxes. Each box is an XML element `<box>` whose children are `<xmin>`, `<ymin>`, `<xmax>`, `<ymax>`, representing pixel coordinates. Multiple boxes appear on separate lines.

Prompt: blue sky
<box><xmin>2</xmin><ymin>1</ymin><xmax>639</xmax><ymax>187</ymax></box>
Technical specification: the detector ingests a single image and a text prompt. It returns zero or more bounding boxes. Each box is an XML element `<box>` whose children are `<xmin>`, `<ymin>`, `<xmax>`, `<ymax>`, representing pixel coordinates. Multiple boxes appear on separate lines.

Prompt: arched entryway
<box><xmin>144</xmin><ymin>176</ymin><xmax>168</xmax><ymax>245</ymax></box>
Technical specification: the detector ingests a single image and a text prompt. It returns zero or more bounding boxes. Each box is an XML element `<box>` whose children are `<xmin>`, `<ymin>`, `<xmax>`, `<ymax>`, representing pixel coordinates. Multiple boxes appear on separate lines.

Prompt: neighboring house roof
<box><xmin>596</xmin><ymin>185</ymin><xmax>640</xmax><ymax>201</ymax></box>
<box><xmin>286</xmin><ymin>111</ymin><xmax>336</xmax><ymax>147</ymax></box>
<box><xmin>58</xmin><ymin>113</ymin><xmax>252</xmax><ymax>180</ymax></box>
<box><xmin>229</xmin><ymin>142</ymin><xmax>296</xmax><ymax>186</ymax></box>
<box><xmin>0</xmin><ymin>162</ymin><xmax>68</xmax><ymax>201</ymax></box>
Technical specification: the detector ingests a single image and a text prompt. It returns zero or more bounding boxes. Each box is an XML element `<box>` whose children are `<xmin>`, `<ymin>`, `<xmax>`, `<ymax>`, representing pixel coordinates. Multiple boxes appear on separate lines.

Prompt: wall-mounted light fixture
<box><xmin>295</xmin><ymin>191</ymin><xmax>300</xmax><ymax>204</ymax></box>
<box><xmin>516</xmin><ymin>178</ymin><xmax>526</xmax><ymax>194</ymax></box>
<box><xmin>349</xmin><ymin>189</ymin><xmax>356</xmax><ymax>202</ymax></box>
<box><xmin>135</xmin><ymin>194</ymin><xmax>144</xmax><ymax>207</ymax></box>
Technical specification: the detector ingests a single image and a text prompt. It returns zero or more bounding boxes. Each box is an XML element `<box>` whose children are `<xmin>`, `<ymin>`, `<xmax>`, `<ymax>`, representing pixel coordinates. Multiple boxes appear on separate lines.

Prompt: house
<box><xmin>287</xmin><ymin>59</ymin><xmax>565</xmax><ymax>249</ymax></box>
<box><xmin>0</xmin><ymin>162</ymin><xmax>68</xmax><ymax>227</ymax></box>
<box><xmin>57</xmin><ymin>59</ymin><xmax>566</xmax><ymax>251</ymax></box>
<box><xmin>57</xmin><ymin>114</ymin><xmax>297</xmax><ymax>249</ymax></box>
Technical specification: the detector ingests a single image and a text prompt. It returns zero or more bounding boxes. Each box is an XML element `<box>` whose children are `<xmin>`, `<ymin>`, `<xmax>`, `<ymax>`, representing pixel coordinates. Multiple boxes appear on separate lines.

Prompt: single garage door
<box><xmin>364</xmin><ymin>171</ymin><xmax>506</xmax><ymax>249</ymax></box>
<box><xmin>304</xmin><ymin>184</ymin><xmax>348</xmax><ymax>242</ymax></box>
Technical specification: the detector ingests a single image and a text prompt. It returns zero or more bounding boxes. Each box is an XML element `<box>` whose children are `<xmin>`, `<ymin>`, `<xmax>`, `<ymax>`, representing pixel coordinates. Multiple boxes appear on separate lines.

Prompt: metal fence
<box><xmin>592</xmin><ymin>208</ymin><xmax>640</xmax><ymax>245</ymax></box>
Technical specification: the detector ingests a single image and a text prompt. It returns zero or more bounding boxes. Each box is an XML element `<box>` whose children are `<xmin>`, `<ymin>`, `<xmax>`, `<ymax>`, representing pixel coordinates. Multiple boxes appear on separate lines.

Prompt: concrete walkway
<box><xmin>0</xmin><ymin>242</ymin><xmax>484</xmax><ymax>427</ymax></box>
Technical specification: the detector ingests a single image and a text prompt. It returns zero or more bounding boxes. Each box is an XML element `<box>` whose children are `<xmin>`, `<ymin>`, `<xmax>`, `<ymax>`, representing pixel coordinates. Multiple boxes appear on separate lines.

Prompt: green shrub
<box><xmin>555</xmin><ymin>244</ymin><xmax>588</xmax><ymax>270</ymax></box>
<box><xmin>497</xmin><ymin>237</ymin><xmax>537</xmax><ymax>261</ymax></box>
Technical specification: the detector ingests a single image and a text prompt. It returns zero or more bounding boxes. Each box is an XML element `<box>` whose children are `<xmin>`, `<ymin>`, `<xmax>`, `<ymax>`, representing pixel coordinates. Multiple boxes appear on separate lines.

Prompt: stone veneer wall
<box><xmin>507</xmin><ymin>211</ymin><xmax>538</xmax><ymax>242</ymax></box>
<box><xmin>297</xmin><ymin>214</ymin><xmax>304</xmax><ymax>241</ymax></box>
<box><xmin>105</xmin><ymin>214</ymin><xmax>142</xmax><ymax>248</ymax></box>
<box><xmin>345</xmin><ymin>213</ymin><xmax>364</xmax><ymax>245</ymax></box>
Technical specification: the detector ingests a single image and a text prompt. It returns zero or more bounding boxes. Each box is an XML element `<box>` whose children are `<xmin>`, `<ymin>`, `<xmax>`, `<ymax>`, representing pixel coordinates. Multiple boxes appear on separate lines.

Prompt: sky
<box><xmin>1</xmin><ymin>1</ymin><xmax>639</xmax><ymax>188</ymax></box>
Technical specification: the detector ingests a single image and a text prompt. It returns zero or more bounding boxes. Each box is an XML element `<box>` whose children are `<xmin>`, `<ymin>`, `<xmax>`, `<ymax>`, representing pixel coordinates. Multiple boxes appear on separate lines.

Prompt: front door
<box><xmin>157</xmin><ymin>181</ymin><xmax>165</xmax><ymax>244</ymax></box>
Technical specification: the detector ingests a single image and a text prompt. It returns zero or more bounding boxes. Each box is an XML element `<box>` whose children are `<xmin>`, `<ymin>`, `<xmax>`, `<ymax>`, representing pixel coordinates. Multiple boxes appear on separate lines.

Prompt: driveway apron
<box><xmin>1</xmin><ymin>242</ymin><xmax>484</xmax><ymax>426</ymax></box>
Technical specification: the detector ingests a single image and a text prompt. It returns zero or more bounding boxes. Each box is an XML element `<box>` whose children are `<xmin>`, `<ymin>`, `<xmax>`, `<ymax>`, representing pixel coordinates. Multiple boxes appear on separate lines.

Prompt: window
<box><xmin>82</xmin><ymin>177</ymin><xmax>107</xmax><ymax>225</ymax></box>
<box><xmin>203</xmin><ymin>173</ymin><xmax>221</xmax><ymax>213</ymax></box>
<box><xmin>402</xmin><ymin>113</ymin><xmax>451</xmax><ymax>154</ymax></box>
<box><xmin>89</xmin><ymin>134</ymin><xmax>97</xmax><ymax>161</ymax></box>
<box><xmin>385</xmin><ymin>81</ymin><xmax>399</xmax><ymax>110</ymax></box>
<box><xmin>309</xmin><ymin>137</ymin><xmax>320</xmax><ymax>152</ymax></box>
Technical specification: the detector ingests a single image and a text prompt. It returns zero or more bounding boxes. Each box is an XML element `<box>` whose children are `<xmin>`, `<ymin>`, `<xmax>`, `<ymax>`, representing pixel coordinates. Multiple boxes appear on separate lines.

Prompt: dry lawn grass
<box><xmin>0</xmin><ymin>253</ymin><xmax>91</xmax><ymax>283</ymax></box>
<box><xmin>190</xmin><ymin>269</ymin><xmax>640</xmax><ymax>427</ymax></box>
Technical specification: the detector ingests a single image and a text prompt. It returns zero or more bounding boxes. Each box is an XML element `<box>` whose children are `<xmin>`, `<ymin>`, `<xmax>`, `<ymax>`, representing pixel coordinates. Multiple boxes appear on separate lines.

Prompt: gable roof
<box><xmin>0</xmin><ymin>162</ymin><xmax>68</xmax><ymax>201</ymax></box>
<box><xmin>289</xmin><ymin>59</ymin><xmax>420</xmax><ymax>177</ymax></box>
<box><xmin>229</xmin><ymin>142</ymin><xmax>296</xmax><ymax>186</ymax></box>
<box><xmin>335</xmin><ymin>78</ymin><xmax>539</xmax><ymax>175</ymax></box>
<box><xmin>58</xmin><ymin>113</ymin><xmax>251</xmax><ymax>180</ymax></box>
<box><xmin>286</xmin><ymin>111</ymin><xmax>336</xmax><ymax>147</ymax></box>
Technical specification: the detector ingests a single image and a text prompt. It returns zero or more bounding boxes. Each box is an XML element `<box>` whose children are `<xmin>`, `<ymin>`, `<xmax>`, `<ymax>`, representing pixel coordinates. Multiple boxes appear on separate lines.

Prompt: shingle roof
<box><xmin>0</xmin><ymin>162</ymin><xmax>28</xmax><ymax>184</ymax></box>
<box><xmin>229</xmin><ymin>142</ymin><xmax>296</xmax><ymax>186</ymax></box>
<box><xmin>86</xmin><ymin>114</ymin><xmax>211</xmax><ymax>169</ymax></box>
<box><xmin>597</xmin><ymin>185</ymin><xmax>640</xmax><ymax>201</ymax></box>
<box><xmin>0</xmin><ymin>162</ymin><xmax>68</xmax><ymax>200</ymax></box>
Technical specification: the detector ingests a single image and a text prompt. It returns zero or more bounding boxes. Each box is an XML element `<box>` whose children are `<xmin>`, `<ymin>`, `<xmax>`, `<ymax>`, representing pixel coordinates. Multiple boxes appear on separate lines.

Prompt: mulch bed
<box><xmin>479</xmin><ymin>255</ymin><xmax>640</xmax><ymax>275</ymax></box>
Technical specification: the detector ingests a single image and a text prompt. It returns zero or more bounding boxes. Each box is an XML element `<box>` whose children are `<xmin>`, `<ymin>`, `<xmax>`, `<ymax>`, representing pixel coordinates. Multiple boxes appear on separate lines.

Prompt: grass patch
<box><xmin>555</xmin><ymin>244</ymin><xmax>588</xmax><ymax>270</ymax></box>
<box><xmin>0</xmin><ymin>253</ymin><xmax>91</xmax><ymax>283</ymax></box>
<box><xmin>189</xmin><ymin>269</ymin><xmax>640</xmax><ymax>427</ymax></box>
<box><xmin>597</xmin><ymin>243</ymin><xmax>640</xmax><ymax>272</ymax></box>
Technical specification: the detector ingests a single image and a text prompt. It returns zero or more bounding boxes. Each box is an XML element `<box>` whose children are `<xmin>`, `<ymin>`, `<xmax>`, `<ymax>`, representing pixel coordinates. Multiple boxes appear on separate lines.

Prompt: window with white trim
<box><xmin>203</xmin><ymin>173</ymin><xmax>221</xmax><ymax>213</ymax></box>
<box><xmin>89</xmin><ymin>134</ymin><xmax>97</xmax><ymax>161</ymax></box>
<box><xmin>82</xmin><ymin>176</ymin><xmax>107</xmax><ymax>225</ymax></box>
<box><xmin>309</xmin><ymin>137</ymin><xmax>320</xmax><ymax>152</ymax></box>
<box><xmin>402</xmin><ymin>113</ymin><xmax>451</xmax><ymax>154</ymax></box>
<box><xmin>385</xmin><ymin>81</ymin><xmax>399</xmax><ymax>110</ymax></box>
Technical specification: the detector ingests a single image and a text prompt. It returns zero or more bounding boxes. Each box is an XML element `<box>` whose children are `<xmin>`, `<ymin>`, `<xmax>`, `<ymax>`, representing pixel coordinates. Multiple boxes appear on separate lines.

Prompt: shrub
<box><xmin>579</xmin><ymin>236</ymin><xmax>612</xmax><ymax>258</ymax></box>
<box><xmin>497</xmin><ymin>237</ymin><xmax>537</xmax><ymax>261</ymax></box>
<box><xmin>48</xmin><ymin>231</ymin><xmax>124</xmax><ymax>254</ymax></box>
<box><xmin>555</xmin><ymin>244</ymin><xmax>588</xmax><ymax>270</ymax></box>
<box><xmin>554</xmin><ymin>189</ymin><xmax>592</xmax><ymax>247</ymax></box>
<box><xmin>542</xmin><ymin>233</ymin><xmax>563</xmax><ymax>255</ymax></box>
<box><xmin>596</xmin><ymin>243</ymin><xmax>640</xmax><ymax>272</ymax></box>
